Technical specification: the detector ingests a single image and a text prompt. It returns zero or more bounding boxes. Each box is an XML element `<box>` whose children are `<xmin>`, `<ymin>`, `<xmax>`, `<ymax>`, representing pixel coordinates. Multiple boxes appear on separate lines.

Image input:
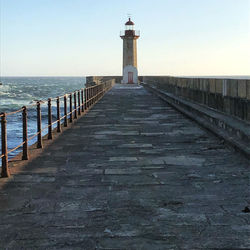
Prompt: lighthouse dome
<box><xmin>125</xmin><ymin>18</ymin><xmax>134</xmax><ymax>25</ymax></box>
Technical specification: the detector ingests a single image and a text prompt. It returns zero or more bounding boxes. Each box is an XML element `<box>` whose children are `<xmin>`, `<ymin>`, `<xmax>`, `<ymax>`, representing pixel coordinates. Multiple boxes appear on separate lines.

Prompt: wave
<box><xmin>0</xmin><ymin>77</ymin><xmax>86</xmax><ymax>165</ymax></box>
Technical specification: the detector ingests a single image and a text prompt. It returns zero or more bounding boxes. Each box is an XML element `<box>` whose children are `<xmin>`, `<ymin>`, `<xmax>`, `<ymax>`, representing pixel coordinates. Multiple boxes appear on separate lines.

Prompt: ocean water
<box><xmin>0</xmin><ymin>77</ymin><xmax>86</xmax><ymax>162</ymax></box>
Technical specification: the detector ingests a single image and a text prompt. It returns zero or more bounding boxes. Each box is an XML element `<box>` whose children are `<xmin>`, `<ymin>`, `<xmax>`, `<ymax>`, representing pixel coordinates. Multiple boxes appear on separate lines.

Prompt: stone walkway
<box><xmin>0</xmin><ymin>84</ymin><xmax>249</xmax><ymax>249</ymax></box>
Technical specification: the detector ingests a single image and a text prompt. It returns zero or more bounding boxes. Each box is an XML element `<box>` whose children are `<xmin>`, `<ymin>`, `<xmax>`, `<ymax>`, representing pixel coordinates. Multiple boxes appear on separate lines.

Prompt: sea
<box><xmin>0</xmin><ymin>77</ymin><xmax>86</xmax><ymax>164</ymax></box>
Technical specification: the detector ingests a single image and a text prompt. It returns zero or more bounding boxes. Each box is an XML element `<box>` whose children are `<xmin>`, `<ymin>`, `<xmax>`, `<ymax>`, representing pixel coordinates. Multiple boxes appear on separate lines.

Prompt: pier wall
<box><xmin>86</xmin><ymin>76</ymin><xmax>122</xmax><ymax>86</ymax></box>
<box><xmin>143</xmin><ymin>76</ymin><xmax>250</xmax><ymax>122</ymax></box>
<box><xmin>86</xmin><ymin>76</ymin><xmax>143</xmax><ymax>85</ymax></box>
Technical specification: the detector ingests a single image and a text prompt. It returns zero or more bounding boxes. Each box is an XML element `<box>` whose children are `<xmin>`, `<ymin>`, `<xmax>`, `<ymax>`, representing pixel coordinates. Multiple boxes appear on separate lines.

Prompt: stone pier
<box><xmin>0</xmin><ymin>84</ymin><xmax>249</xmax><ymax>249</ymax></box>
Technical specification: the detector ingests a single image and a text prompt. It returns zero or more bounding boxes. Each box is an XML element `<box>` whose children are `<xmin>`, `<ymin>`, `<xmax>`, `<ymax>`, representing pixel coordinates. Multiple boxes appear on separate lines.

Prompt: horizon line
<box><xmin>1</xmin><ymin>74</ymin><xmax>250</xmax><ymax>78</ymax></box>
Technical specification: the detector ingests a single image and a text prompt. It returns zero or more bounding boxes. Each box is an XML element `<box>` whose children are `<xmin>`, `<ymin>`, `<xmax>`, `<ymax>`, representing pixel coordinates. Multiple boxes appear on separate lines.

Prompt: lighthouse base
<box><xmin>122</xmin><ymin>65</ymin><xmax>138</xmax><ymax>84</ymax></box>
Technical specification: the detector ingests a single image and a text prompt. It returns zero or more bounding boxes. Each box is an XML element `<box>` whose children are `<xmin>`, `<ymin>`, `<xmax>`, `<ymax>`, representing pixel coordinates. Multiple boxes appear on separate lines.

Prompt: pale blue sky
<box><xmin>0</xmin><ymin>0</ymin><xmax>250</xmax><ymax>76</ymax></box>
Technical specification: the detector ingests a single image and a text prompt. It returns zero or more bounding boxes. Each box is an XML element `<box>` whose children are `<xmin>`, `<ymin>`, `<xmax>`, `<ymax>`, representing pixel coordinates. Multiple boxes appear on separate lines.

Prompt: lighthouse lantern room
<box><xmin>120</xmin><ymin>18</ymin><xmax>140</xmax><ymax>84</ymax></box>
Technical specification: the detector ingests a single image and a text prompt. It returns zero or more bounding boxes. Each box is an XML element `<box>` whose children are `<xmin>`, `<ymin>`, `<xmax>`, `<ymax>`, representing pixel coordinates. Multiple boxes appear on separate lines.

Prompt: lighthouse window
<box><xmin>126</xmin><ymin>25</ymin><xmax>134</xmax><ymax>30</ymax></box>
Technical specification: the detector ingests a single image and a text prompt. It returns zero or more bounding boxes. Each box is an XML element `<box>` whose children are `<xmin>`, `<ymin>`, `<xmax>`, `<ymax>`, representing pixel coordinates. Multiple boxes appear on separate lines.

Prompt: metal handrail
<box><xmin>6</xmin><ymin>108</ymin><xmax>23</xmax><ymax>116</ymax></box>
<box><xmin>0</xmin><ymin>81</ymin><xmax>114</xmax><ymax>178</ymax></box>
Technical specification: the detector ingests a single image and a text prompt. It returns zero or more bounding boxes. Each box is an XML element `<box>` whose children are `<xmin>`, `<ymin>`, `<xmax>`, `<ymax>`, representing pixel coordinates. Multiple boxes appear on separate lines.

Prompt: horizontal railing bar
<box><xmin>7</xmin><ymin>141</ymin><xmax>25</xmax><ymax>154</ymax></box>
<box><xmin>86</xmin><ymin>92</ymin><xmax>104</xmax><ymax>103</ymax></box>
<box><xmin>40</xmin><ymin>125</ymin><xmax>50</xmax><ymax>133</ymax></box>
<box><xmin>51</xmin><ymin>120</ymin><xmax>59</xmax><ymax>126</ymax></box>
<box><xmin>0</xmin><ymin>154</ymin><xmax>4</xmax><ymax>159</ymax></box>
<box><xmin>26</xmin><ymin>103</ymin><xmax>38</xmax><ymax>108</ymax></box>
<box><xmin>6</xmin><ymin>108</ymin><xmax>24</xmax><ymax>116</ymax></box>
<box><xmin>85</xmin><ymin>85</ymin><xmax>102</xmax><ymax>90</ymax></box>
<box><xmin>28</xmin><ymin>131</ymin><xmax>41</xmax><ymax>141</ymax></box>
<box><xmin>50</xmin><ymin>108</ymin><xmax>80</xmax><ymax>127</ymax></box>
<box><xmin>50</xmin><ymin>95</ymin><xmax>65</xmax><ymax>101</ymax></box>
<box><xmin>59</xmin><ymin>114</ymin><xmax>67</xmax><ymax>121</ymax></box>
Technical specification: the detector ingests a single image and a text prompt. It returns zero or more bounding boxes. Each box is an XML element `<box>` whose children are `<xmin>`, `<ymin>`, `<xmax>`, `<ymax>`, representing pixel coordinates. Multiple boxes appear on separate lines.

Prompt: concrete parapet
<box><xmin>142</xmin><ymin>76</ymin><xmax>250</xmax><ymax>122</ymax></box>
<box><xmin>86</xmin><ymin>76</ymin><xmax>122</xmax><ymax>85</ymax></box>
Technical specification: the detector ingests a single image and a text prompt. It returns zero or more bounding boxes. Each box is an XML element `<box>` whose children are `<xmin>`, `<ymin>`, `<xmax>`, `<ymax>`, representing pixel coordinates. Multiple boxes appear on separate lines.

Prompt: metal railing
<box><xmin>120</xmin><ymin>30</ymin><xmax>140</xmax><ymax>37</ymax></box>
<box><xmin>0</xmin><ymin>81</ymin><xmax>113</xmax><ymax>178</ymax></box>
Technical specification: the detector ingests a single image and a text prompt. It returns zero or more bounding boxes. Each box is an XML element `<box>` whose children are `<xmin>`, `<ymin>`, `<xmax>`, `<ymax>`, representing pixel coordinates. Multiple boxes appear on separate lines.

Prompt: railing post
<box><xmin>89</xmin><ymin>87</ymin><xmax>93</xmax><ymax>107</ymax></box>
<box><xmin>22</xmin><ymin>106</ymin><xmax>28</xmax><ymax>160</ymax></box>
<box><xmin>57</xmin><ymin>97</ymin><xmax>61</xmax><ymax>132</ymax></box>
<box><xmin>64</xmin><ymin>95</ymin><xmax>68</xmax><ymax>127</ymax></box>
<box><xmin>69</xmin><ymin>94</ymin><xmax>73</xmax><ymax>123</ymax></box>
<box><xmin>81</xmin><ymin>89</ymin><xmax>84</xmax><ymax>112</ymax></box>
<box><xmin>85</xmin><ymin>88</ymin><xmax>87</xmax><ymax>109</ymax></box>
<box><xmin>91</xmin><ymin>88</ymin><xmax>93</xmax><ymax>105</ymax></box>
<box><xmin>37</xmin><ymin>101</ymin><xmax>42</xmax><ymax>148</ymax></box>
<box><xmin>1</xmin><ymin>113</ymin><xmax>9</xmax><ymax>177</ymax></box>
<box><xmin>87</xmin><ymin>88</ymin><xmax>90</xmax><ymax>108</ymax></box>
<box><xmin>86</xmin><ymin>88</ymin><xmax>88</xmax><ymax>109</ymax></box>
<box><xmin>74</xmin><ymin>92</ymin><xmax>77</xmax><ymax>119</ymax></box>
<box><xmin>89</xmin><ymin>88</ymin><xmax>90</xmax><ymax>106</ymax></box>
<box><xmin>78</xmin><ymin>90</ymin><xmax>81</xmax><ymax>115</ymax></box>
<box><xmin>48</xmin><ymin>98</ymin><xmax>52</xmax><ymax>139</ymax></box>
<box><xmin>94</xmin><ymin>86</ymin><xmax>96</xmax><ymax>103</ymax></box>
<box><xmin>84</xmin><ymin>89</ymin><xmax>87</xmax><ymax>110</ymax></box>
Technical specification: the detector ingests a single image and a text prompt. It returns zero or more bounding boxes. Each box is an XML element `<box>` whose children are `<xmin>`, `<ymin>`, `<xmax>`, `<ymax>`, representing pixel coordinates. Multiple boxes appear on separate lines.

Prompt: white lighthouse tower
<box><xmin>120</xmin><ymin>18</ymin><xmax>140</xmax><ymax>84</ymax></box>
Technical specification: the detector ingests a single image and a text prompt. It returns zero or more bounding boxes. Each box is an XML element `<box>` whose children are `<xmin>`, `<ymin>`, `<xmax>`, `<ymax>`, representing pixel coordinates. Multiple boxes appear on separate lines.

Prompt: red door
<box><xmin>128</xmin><ymin>72</ymin><xmax>133</xmax><ymax>84</ymax></box>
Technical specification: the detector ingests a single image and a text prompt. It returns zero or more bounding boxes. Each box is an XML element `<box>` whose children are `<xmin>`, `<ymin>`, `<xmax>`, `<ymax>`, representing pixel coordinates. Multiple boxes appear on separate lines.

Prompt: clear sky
<box><xmin>0</xmin><ymin>0</ymin><xmax>250</xmax><ymax>76</ymax></box>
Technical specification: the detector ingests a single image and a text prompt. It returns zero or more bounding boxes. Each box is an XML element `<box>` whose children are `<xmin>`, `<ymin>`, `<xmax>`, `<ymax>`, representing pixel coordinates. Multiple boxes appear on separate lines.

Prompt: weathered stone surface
<box><xmin>0</xmin><ymin>84</ymin><xmax>249</xmax><ymax>249</ymax></box>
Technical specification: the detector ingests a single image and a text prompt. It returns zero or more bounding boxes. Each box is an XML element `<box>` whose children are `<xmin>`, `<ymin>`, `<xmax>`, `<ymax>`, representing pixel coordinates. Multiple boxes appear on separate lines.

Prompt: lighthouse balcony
<box><xmin>120</xmin><ymin>30</ymin><xmax>140</xmax><ymax>38</ymax></box>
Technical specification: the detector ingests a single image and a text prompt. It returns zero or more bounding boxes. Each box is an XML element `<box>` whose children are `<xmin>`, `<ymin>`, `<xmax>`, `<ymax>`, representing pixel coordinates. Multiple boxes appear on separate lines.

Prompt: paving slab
<box><xmin>0</xmin><ymin>84</ymin><xmax>249</xmax><ymax>249</ymax></box>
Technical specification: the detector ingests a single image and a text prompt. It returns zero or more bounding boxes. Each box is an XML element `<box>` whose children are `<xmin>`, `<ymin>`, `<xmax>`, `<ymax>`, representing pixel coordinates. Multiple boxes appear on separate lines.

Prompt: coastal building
<box><xmin>120</xmin><ymin>18</ymin><xmax>140</xmax><ymax>84</ymax></box>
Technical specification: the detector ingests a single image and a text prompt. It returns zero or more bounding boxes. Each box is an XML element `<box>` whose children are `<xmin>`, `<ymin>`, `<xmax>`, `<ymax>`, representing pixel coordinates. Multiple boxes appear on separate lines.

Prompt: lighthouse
<box><xmin>120</xmin><ymin>18</ymin><xmax>140</xmax><ymax>84</ymax></box>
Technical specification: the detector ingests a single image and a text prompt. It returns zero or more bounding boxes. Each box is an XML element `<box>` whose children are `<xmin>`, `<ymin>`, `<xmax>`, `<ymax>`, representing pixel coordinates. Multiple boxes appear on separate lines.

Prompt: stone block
<box><xmin>177</xmin><ymin>79</ymin><xmax>182</xmax><ymax>87</ymax></box>
<box><xmin>227</xmin><ymin>79</ymin><xmax>237</xmax><ymax>97</ymax></box>
<box><xmin>168</xmin><ymin>77</ymin><xmax>173</xmax><ymax>85</ymax></box>
<box><xmin>237</xmin><ymin>80</ymin><xmax>247</xmax><ymax>99</ymax></box>
<box><xmin>215</xmin><ymin>79</ymin><xmax>223</xmax><ymax>94</ymax></box>
<box><xmin>189</xmin><ymin>79</ymin><xmax>194</xmax><ymax>89</ymax></box>
<box><xmin>109</xmin><ymin>157</ymin><xmax>137</xmax><ymax>162</ymax></box>
<box><xmin>209</xmin><ymin>79</ymin><xmax>216</xmax><ymax>93</ymax></box>
<box><xmin>246</xmin><ymin>80</ymin><xmax>250</xmax><ymax>100</ymax></box>
<box><xmin>181</xmin><ymin>79</ymin><xmax>185</xmax><ymax>88</ymax></box>
<box><xmin>193</xmin><ymin>78</ymin><xmax>199</xmax><ymax>90</ymax></box>
<box><xmin>199</xmin><ymin>79</ymin><xmax>205</xmax><ymax>91</ymax></box>
<box><xmin>183</xmin><ymin>79</ymin><xmax>188</xmax><ymax>88</ymax></box>
<box><xmin>185</xmin><ymin>79</ymin><xmax>191</xmax><ymax>88</ymax></box>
